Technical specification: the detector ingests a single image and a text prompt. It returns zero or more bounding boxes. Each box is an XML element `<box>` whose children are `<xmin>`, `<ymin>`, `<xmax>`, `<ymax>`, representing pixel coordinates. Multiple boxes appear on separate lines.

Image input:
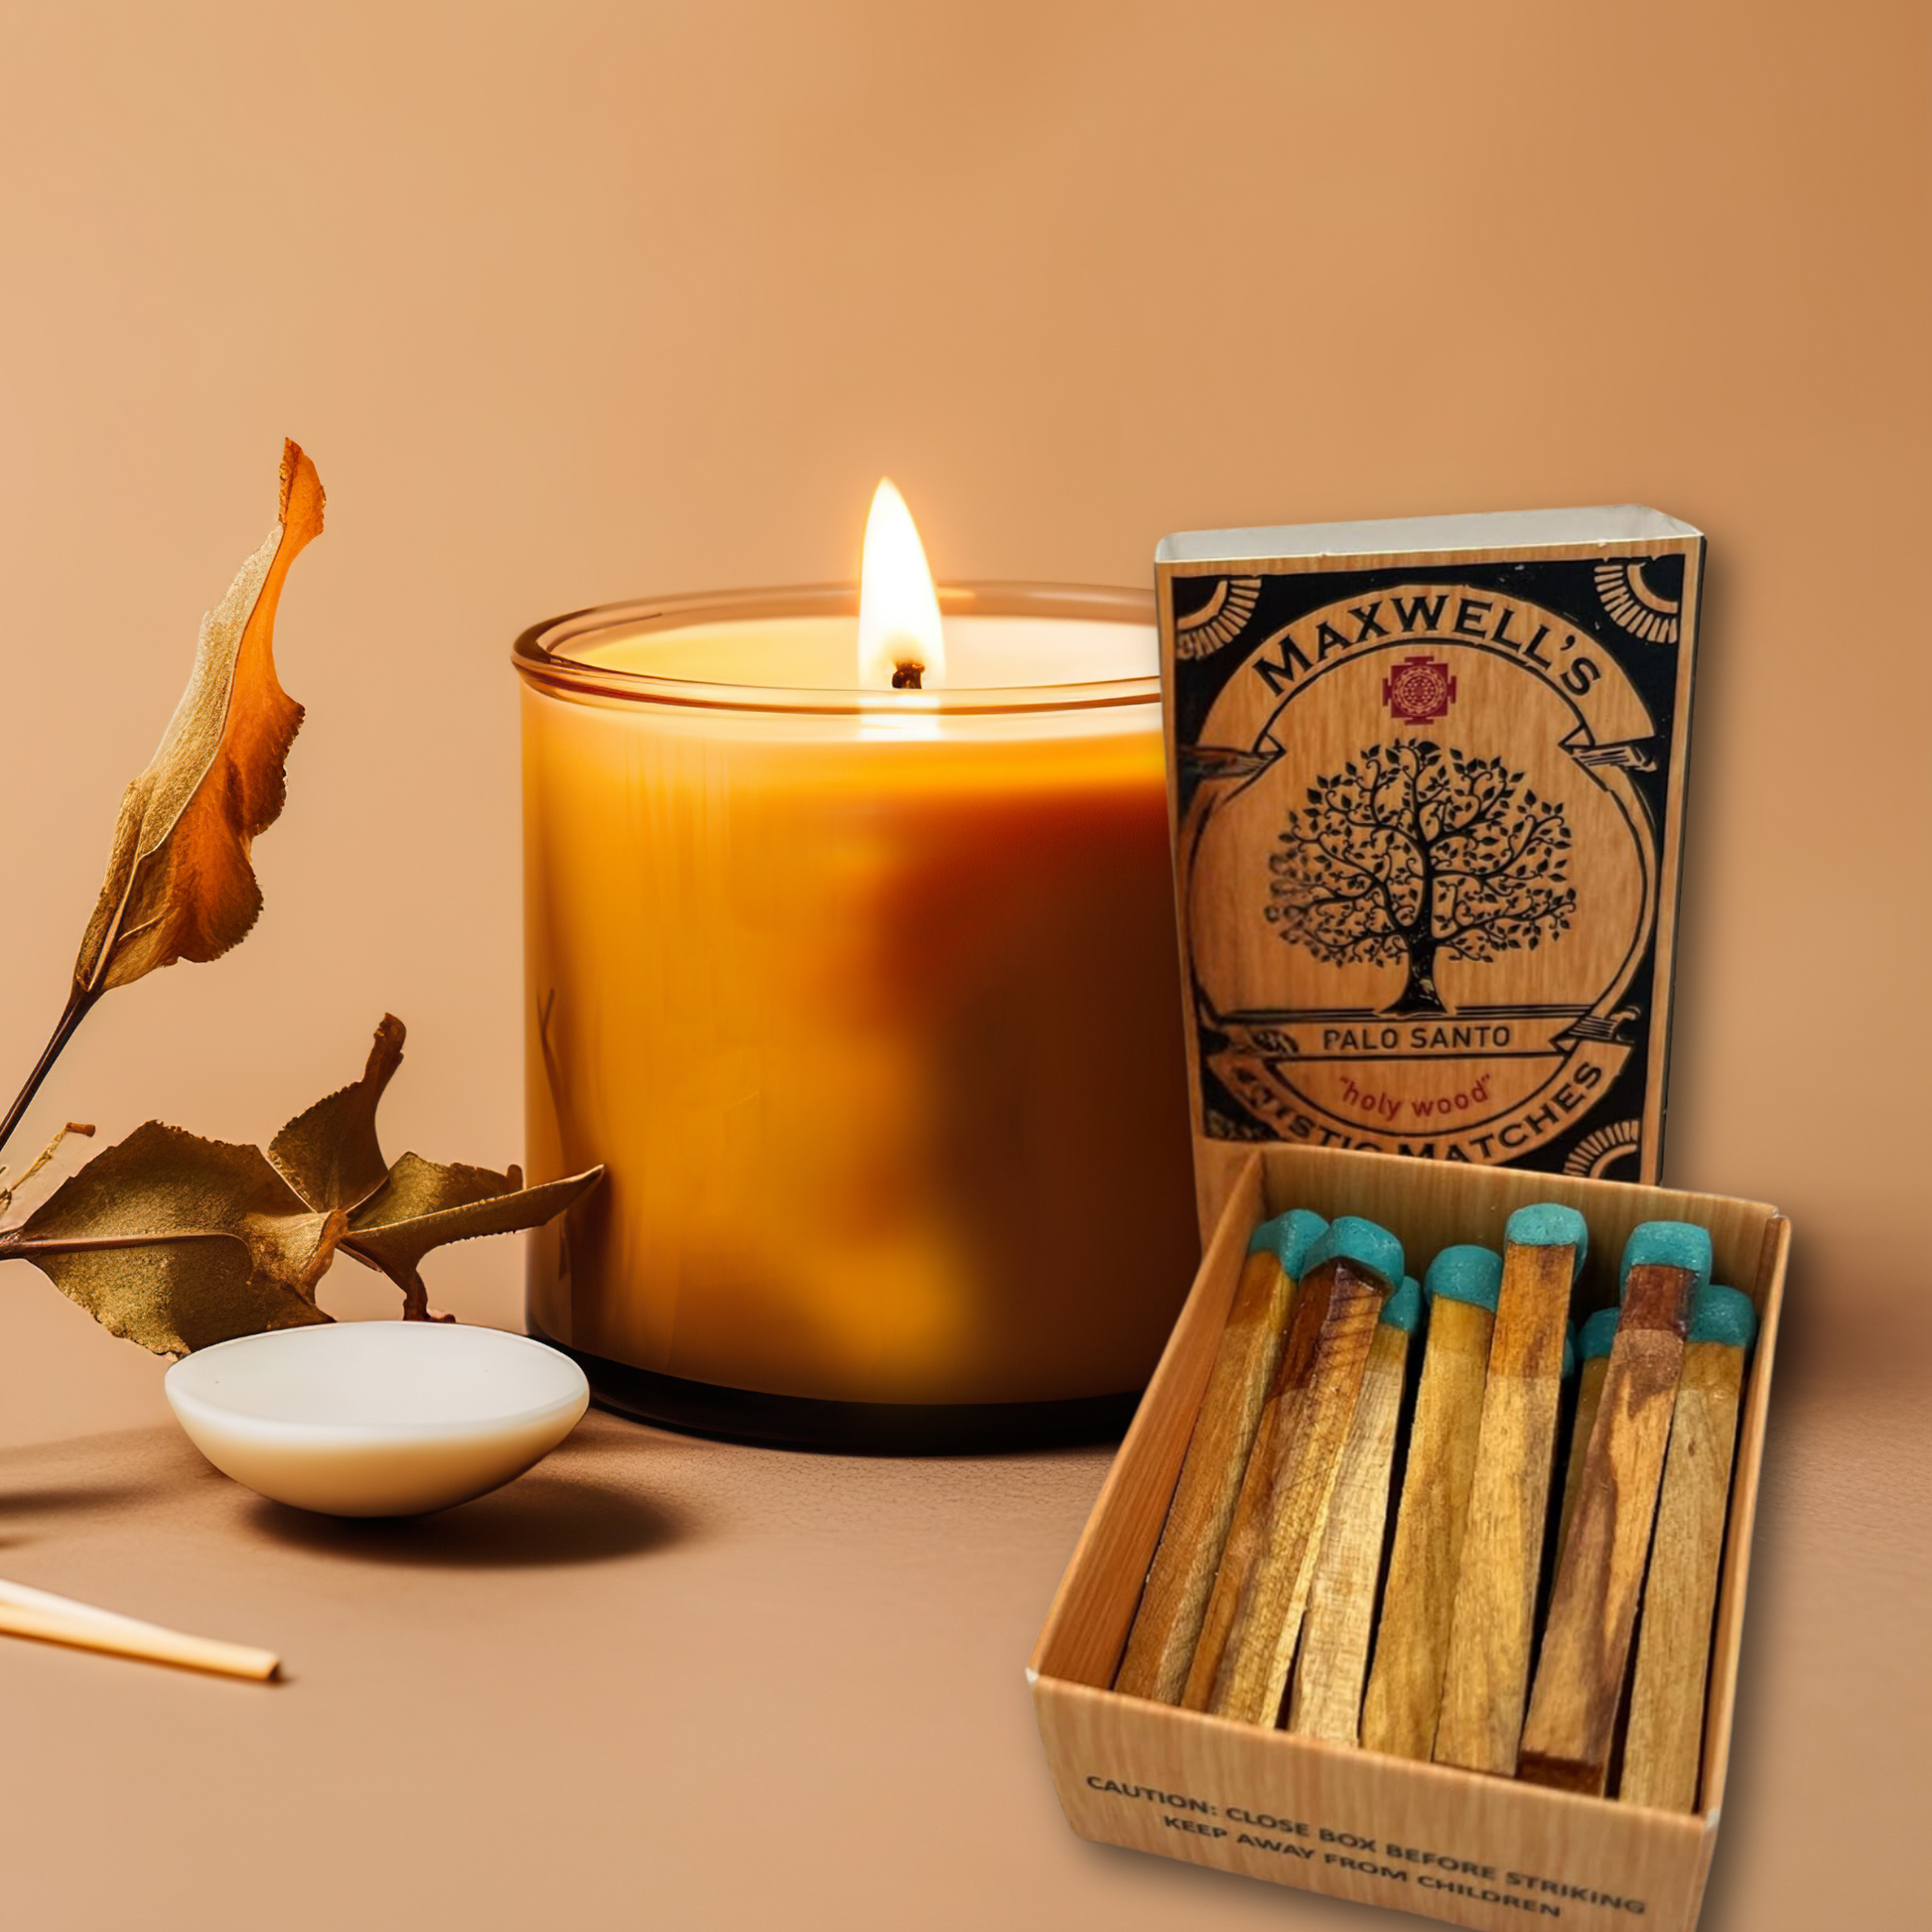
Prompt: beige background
<box><xmin>0</xmin><ymin>4</ymin><xmax>1924</xmax><ymax>1929</ymax></box>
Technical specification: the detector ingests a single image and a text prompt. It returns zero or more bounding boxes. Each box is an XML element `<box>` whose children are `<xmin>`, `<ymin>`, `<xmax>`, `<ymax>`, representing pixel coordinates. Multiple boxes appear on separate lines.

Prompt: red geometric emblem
<box><xmin>1382</xmin><ymin>653</ymin><xmax>1457</xmax><ymax>726</ymax></box>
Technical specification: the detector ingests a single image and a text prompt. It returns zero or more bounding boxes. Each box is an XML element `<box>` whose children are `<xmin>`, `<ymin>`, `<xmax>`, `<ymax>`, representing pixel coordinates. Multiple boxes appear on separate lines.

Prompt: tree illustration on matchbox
<box><xmin>1265</xmin><ymin>741</ymin><xmax>1577</xmax><ymax>1015</ymax></box>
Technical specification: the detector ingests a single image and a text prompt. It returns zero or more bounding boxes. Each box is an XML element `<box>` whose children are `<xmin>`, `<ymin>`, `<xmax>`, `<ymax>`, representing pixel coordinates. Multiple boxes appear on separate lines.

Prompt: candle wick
<box><xmin>891</xmin><ymin>660</ymin><xmax>925</xmax><ymax>690</ymax></box>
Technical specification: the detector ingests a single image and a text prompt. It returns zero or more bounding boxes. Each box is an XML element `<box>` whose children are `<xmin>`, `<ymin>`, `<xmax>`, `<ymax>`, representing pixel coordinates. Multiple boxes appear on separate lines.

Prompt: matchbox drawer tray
<box><xmin>1027</xmin><ymin>1143</ymin><xmax>1785</xmax><ymax>1932</ymax></box>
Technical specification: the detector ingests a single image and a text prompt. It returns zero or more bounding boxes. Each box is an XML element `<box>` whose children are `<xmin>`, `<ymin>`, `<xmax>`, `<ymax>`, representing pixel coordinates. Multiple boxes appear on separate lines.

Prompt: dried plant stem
<box><xmin>0</xmin><ymin>1122</ymin><xmax>97</xmax><ymax>1224</ymax></box>
<box><xmin>0</xmin><ymin>988</ymin><xmax>95</xmax><ymax>1165</ymax></box>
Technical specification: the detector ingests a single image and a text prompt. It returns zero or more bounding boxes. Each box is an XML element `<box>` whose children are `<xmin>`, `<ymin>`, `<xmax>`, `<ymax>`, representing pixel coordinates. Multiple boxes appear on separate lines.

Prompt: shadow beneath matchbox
<box><xmin>241</xmin><ymin>1465</ymin><xmax>691</xmax><ymax>1570</ymax></box>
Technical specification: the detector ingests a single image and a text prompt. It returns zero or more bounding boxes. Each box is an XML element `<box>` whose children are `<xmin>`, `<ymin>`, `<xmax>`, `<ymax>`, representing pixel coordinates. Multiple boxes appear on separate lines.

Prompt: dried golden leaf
<box><xmin>72</xmin><ymin>440</ymin><xmax>324</xmax><ymax>997</ymax></box>
<box><xmin>0</xmin><ymin>1018</ymin><xmax>604</xmax><ymax>1350</ymax></box>
<box><xmin>269</xmin><ymin>1013</ymin><xmax>406</xmax><ymax>1212</ymax></box>
<box><xmin>0</xmin><ymin>1123</ymin><xmax>342</xmax><ymax>1355</ymax></box>
<box><xmin>345</xmin><ymin>1152</ymin><xmax>604</xmax><ymax>1321</ymax></box>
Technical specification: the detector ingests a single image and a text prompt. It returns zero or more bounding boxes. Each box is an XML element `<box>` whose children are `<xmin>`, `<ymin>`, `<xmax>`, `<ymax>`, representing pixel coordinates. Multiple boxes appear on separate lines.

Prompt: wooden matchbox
<box><xmin>1156</xmin><ymin>509</ymin><xmax>1702</xmax><ymax>1233</ymax></box>
<box><xmin>1027</xmin><ymin>1143</ymin><xmax>1786</xmax><ymax>1932</ymax></box>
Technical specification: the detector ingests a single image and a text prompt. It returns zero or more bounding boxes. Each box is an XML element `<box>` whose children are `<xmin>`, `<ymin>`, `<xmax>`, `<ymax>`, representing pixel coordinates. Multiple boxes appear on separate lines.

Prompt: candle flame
<box><xmin>857</xmin><ymin>479</ymin><xmax>945</xmax><ymax>690</ymax></box>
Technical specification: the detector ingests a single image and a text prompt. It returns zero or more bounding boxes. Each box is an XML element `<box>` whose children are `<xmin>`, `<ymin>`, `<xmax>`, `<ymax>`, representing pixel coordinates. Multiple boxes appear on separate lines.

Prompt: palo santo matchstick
<box><xmin>1434</xmin><ymin>1203</ymin><xmax>1584</xmax><ymax>1775</ymax></box>
<box><xmin>1289</xmin><ymin>1272</ymin><xmax>1421</xmax><ymax>1743</ymax></box>
<box><xmin>1546</xmin><ymin>1316</ymin><xmax>1578</xmax><ymax>1577</ymax></box>
<box><xmin>1519</xmin><ymin>1221</ymin><xmax>1714</xmax><ymax>1794</ymax></box>
<box><xmin>1360</xmin><ymin>1245</ymin><xmax>1501</xmax><ymax>1760</ymax></box>
<box><xmin>1620</xmin><ymin>1284</ymin><xmax>1757</xmax><ymax>1812</ymax></box>
<box><xmin>1177</xmin><ymin>1333</ymin><xmax>1295</xmax><ymax>1710</ymax></box>
<box><xmin>1185</xmin><ymin>1216</ymin><xmax>1402</xmax><ymax>1726</ymax></box>
<box><xmin>0</xmin><ymin>1576</ymin><xmax>280</xmax><ymax>1681</ymax></box>
<box><xmin>1116</xmin><ymin>1209</ymin><xmax>1327</xmax><ymax>1703</ymax></box>
<box><xmin>1178</xmin><ymin>1219</ymin><xmax>1373</xmax><ymax>1718</ymax></box>
<box><xmin>1554</xmin><ymin>1307</ymin><xmax>1620</xmax><ymax>1574</ymax></box>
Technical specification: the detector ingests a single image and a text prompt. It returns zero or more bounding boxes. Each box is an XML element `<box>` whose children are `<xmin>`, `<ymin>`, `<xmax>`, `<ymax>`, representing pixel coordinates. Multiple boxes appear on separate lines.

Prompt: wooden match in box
<box><xmin>1185</xmin><ymin>1216</ymin><xmax>1401</xmax><ymax>1725</ymax></box>
<box><xmin>1620</xmin><ymin>1284</ymin><xmax>1758</xmax><ymax>1812</ymax></box>
<box><xmin>1555</xmin><ymin>1306</ymin><xmax>1621</xmax><ymax>1574</ymax></box>
<box><xmin>1359</xmin><ymin>1244</ymin><xmax>1500</xmax><ymax>1760</ymax></box>
<box><xmin>1434</xmin><ymin>1203</ymin><xmax>1584</xmax><ymax>1776</ymax></box>
<box><xmin>1519</xmin><ymin>1221</ymin><xmax>1714</xmax><ymax>1794</ymax></box>
<box><xmin>1289</xmin><ymin>1271</ymin><xmax>1421</xmax><ymax>1743</ymax></box>
<box><xmin>1115</xmin><ymin>1209</ymin><xmax>1326</xmax><ymax>1704</ymax></box>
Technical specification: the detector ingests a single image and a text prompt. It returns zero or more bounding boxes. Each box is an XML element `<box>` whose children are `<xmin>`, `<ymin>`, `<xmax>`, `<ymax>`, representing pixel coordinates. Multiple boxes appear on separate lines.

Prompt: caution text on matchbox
<box><xmin>1083</xmin><ymin>1777</ymin><xmax>1649</xmax><ymax>1917</ymax></box>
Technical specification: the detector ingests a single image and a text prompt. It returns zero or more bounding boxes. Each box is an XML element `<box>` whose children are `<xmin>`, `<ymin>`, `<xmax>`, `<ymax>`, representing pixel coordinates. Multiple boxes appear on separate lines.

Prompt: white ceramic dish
<box><xmin>164</xmin><ymin>1322</ymin><xmax>591</xmax><ymax>1518</ymax></box>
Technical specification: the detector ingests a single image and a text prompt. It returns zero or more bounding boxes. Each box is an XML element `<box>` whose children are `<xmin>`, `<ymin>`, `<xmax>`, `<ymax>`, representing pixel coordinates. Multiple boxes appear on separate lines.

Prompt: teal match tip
<box><xmin>1303</xmin><ymin>1215</ymin><xmax>1403</xmax><ymax>1290</ymax></box>
<box><xmin>1424</xmin><ymin>1245</ymin><xmax>1502</xmax><ymax>1313</ymax></box>
<box><xmin>1619</xmin><ymin>1221</ymin><xmax>1714</xmax><ymax>1299</ymax></box>
<box><xmin>1505</xmin><ymin>1203</ymin><xmax>1588</xmax><ymax>1280</ymax></box>
<box><xmin>1690</xmin><ymin>1285</ymin><xmax>1757</xmax><ymax>1350</ymax></box>
<box><xmin>1580</xmin><ymin>1307</ymin><xmax>1620</xmax><ymax>1362</ymax></box>
<box><xmin>1380</xmin><ymin>1275</ymin><xmax>1423</xmax><ymax>1333</ymax></box>
<box><xmin>1250</xmin><ymin>1208</ymin><xmax>1330</xmax><ymax>1281</ymax></box>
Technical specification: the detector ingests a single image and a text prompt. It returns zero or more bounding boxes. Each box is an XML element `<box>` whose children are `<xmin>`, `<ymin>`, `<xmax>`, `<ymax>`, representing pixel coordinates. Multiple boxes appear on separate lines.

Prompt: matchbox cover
<box><xmin>1156</xmin><ymin>509</ymin><xmax>1702</xmax><ymax>1197</ymax></box>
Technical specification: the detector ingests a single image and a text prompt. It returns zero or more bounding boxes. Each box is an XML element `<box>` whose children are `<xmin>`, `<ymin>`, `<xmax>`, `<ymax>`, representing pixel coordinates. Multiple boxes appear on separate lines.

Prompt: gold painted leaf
<box><xmin>344</xmin><ymin>1153</ymin><xmax>604</xmax><ymax>1320</ymax></box>
<box><xmin>0</xmin><ymin>1018</ymin><xmax>604</xmax><ymax>1350</ymax></box>
<box><xmin>0</xmin><ymin>1123</ymin><xmax>343</xmax><ymax>1356</ymax></box>
<box><xmin>268</xmin><ymin>1013</ymin><xmax>406</xmax><ymax>1213</ymax></box>
<box><xmin>72</xmin><ymin>440</ymin><xmax>324</xmax><ymax>997</ymax></box>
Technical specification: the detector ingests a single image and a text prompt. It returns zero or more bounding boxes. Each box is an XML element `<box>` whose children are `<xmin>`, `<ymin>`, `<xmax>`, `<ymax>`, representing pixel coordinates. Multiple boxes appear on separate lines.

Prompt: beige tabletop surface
<box><xmin>0</xmin><ymin>1282</ymin><xmax>1922</xmax><ymax>1932</ymax></box>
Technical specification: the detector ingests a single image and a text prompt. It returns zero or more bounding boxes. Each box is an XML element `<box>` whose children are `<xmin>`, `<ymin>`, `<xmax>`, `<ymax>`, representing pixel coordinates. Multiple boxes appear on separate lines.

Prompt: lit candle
<box><xmin>513</xmin><ymin>484</ymin><xmax>1198</xmax><ymax>1444</ymax></box>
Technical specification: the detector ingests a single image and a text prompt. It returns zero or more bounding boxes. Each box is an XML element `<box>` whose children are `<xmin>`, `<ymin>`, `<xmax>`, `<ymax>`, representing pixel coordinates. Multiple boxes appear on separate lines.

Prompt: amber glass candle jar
<box><xmin>512</xmin><ymin>583</ymin><xmax>1199</xmax><ymax>1448</ymax></box>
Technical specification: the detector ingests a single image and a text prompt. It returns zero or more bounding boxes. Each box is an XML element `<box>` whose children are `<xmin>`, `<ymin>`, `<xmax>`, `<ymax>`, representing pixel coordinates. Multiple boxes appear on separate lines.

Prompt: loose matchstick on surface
<box><xmin>1619</xmin><ymin>1285</ymin><xmax>1757</xmax><ymax>1812</ymax></box>
<box><xmin>1116</xmin><ymin>1209</ymin><xmax>1327</xmax><ymax>1703</ymax></box>
<box><xmin>1519</xmin><ymin>1221</ymin><xmax>1714</xmax><ymax>1795</ymax></box>
<box><xmin>0</xmin><ymin>1577</ymin><xmax>280</xmax><ymax>1681</ymax></box>
<box><xmin>1185</xmin><ymin>1215</ymin><xmax>1401</xmax><ymax>1726</ymax></box>
<box><xmin>1360</xmin><ymin>1244</ymin><xmax>1501</xmax><ymax>1761</ymax></box>
<box><xmin>1433</xmin><ymin>1203</ymin><xmax>1584</xmax><ymax>1776</ymax></box>
<box><xmin>1290</xmin><ymin>1272</ymin><xmax>1421</xmax><ymax>1744</ymax></box>
<box><xmin>1555</xmin><ymin>1307</ymin><xmax>1620</xmax><ymax>1574</ymax></box>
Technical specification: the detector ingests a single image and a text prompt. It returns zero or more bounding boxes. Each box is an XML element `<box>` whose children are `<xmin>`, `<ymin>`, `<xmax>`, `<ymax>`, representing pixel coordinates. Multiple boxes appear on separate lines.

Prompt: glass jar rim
<box><xmin>510</xmin><ymin>581</ymin><xmax>1162</xmax><ymax>716</ymax></box>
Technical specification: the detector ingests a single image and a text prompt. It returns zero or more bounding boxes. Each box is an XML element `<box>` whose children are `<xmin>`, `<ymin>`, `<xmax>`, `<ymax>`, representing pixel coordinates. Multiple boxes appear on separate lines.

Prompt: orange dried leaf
<box><xmin>72</xmin><ymin>440</ymin><xmax>324</xmax><ymax>996</ymax></box>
